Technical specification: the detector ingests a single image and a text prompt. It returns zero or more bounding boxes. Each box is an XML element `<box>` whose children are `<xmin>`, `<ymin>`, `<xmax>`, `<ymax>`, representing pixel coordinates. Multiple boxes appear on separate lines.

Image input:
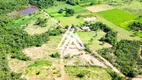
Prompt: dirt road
<box><xmin>93</xmin><ymin>51</ymin><xmax>125</xmax><ymax>77</ymax></box>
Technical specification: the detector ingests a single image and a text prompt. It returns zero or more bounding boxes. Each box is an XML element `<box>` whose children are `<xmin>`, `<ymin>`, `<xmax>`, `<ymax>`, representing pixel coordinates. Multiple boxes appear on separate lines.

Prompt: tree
<box><xmin>65</xmin><ymin>8</ymin><xmax>74</xmax><ymax>17</ymax></box>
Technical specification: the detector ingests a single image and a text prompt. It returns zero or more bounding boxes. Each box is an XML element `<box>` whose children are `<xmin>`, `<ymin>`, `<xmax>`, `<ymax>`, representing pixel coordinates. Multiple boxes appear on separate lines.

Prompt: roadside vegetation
<box><xmin>99</xmin><ymin>40</ymin><xmax>142</xmax><ymax>78</ymax></box>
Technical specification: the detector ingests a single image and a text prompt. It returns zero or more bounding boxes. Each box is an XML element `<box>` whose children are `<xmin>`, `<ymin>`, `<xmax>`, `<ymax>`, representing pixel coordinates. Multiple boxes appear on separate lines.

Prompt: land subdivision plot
<box><xmin>24</xmin><ymin>12</ymin><xmax>59</xmax><ymax>35</ymax></box>
<box><xmin>87</xmin><ymin>4</ymin><xmax>113</xmax><ymax>12</ymax></box>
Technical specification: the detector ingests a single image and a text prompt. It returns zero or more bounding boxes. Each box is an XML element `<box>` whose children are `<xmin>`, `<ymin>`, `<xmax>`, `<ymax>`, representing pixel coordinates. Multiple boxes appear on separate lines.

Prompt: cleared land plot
<box><xmin>23</xmin><ymin>36</ymin><xmax>61</xmax><ymax>60</ymax></box>
<box><xmin>65</xmin><ymin>66</ymin><xmax>112</xmax><ymax>80</ymax></box>
<box><xmin>97</xmin><ymin>8</ymin><xmax>136</xmax><ymax>29</ymax></box>
<box><xmin>87</xmin><ymin>5</ymin><xmax>113</xmax><ymax>12</ymax></box>
<box><xmin>77</xmin><ymin>31</ymin><xmax>112</xmax><ymax>50</ymax></box>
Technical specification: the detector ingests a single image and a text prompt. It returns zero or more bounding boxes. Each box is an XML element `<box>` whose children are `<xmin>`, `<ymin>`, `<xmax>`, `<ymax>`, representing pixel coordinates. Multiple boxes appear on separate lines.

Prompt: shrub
<box><xmin>77</xmin><ymin>73</ymin><xmax>84</xmax><ymax>78</ymax></box>
<box><xmin>58</xmin><ymin>9</ymin><xmax>64</xmax><ymax>14</ymax></box>
<box><xmin>50</xmin><ymin>52</ymin><xmax>60</xmax><ymax>58</ymax></box>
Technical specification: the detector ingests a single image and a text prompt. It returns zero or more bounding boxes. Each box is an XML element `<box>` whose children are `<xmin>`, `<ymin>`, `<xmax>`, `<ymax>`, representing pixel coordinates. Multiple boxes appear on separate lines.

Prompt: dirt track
<box><xmin>93</xmin><ymin>51</ymin><xmax>125</xmax><ymax>77</ymax></box>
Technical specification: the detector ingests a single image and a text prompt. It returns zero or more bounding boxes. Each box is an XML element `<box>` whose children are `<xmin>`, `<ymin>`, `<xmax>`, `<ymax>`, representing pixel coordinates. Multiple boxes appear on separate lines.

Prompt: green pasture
<box><xmin>97</xmin><ymin>8</ymin><xmax>136</xmax><ymax>29</ymax></box>
<box><xmin>45</xmin><ymin>2</ymin><xmax>92</xmax><ymax>26</ymax></box>
<box><xmin>97</xmin><ymin>16</ymin><xmax>140</xmax><ymax>40</ymax></box>
<box><xmin>65</xmin><ymin>66</ymin><xmax>112</xmax><ymax>80</ymax></box>
<box><xmin>57</xmin><ymin>16</ymin><xmax>84</xmax><ymax>26</ymax></box>
<box><xmin>77</xmin><ymin>31</ymin><xmax>112</xmax><ymax>50</ymax></box>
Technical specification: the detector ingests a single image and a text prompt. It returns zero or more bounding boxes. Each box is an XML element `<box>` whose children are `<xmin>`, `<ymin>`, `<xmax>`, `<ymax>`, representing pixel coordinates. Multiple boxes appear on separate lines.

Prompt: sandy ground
<box><xmin>87</xmin><ymin>5</ymin><xmax>113</xmax><ymax>12</ymax></box>
<box><xmin>83</xmin><ymin>17</ymin><xmax>97</xmax><ymax>22</ymax></box>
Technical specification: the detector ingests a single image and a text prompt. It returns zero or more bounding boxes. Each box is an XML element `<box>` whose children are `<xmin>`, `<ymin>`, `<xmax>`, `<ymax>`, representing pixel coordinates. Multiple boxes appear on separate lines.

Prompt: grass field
<box><xmin>77</xmin><ymin>31</ymin><xmax>112</xmax><ymax>50</ymax></box>
<box><xmin>65</xmin><ymin>66</ymin><xmax>112</xmax><ymax>80</ymax></box>
<box><xmin>44</xmin><ymin>2</ymin><xmax>92</xmax><ymax>26</ymax></box>
<box><xmin>97</xmin><ymin>16</ymin><xmax>140</xmax><ymax>40</ymax></box>
<box><xmin>97</xmin><ymin>8</ymin><xmax>136</xmax><ymax>29</ymax></box>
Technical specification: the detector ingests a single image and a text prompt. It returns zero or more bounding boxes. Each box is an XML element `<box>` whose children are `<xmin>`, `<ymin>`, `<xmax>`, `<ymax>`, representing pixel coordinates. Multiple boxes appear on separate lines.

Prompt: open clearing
<box><xmin>87</xmin><ymin>5</ymin><xmax>113</xmax><ymax>12</ymax></box>
<box><xmin>77</xmin><ymin>31</ymin><xmax>112</xmax><ymax>50</ymax></box>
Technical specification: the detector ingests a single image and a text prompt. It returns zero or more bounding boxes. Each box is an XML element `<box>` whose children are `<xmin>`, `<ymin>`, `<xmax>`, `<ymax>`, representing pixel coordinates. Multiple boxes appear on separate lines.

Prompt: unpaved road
<box><xmin>93</xmin><ymin>51</ymin><xmax>125</xmax><ymax>77</ymax></box>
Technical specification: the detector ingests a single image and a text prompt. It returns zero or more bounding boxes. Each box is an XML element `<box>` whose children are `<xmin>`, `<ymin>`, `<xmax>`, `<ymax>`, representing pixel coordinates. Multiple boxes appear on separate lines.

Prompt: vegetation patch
<box><xmin>65</xmin><ymin>66</ymin><xmax>112</xmax><ymax>80</ymax></box>
<box><xmin>28</xmin><ymin>60</ymin><xmax>52</xmax><ymax>68</ymax></box>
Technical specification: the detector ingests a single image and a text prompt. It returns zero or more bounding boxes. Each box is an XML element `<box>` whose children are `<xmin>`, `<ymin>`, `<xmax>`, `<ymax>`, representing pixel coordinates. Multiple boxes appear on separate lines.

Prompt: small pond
<box><xmin>19</xmin><ymin>6</ymin><xmax>39</xmax><ymax>15</ymax></box>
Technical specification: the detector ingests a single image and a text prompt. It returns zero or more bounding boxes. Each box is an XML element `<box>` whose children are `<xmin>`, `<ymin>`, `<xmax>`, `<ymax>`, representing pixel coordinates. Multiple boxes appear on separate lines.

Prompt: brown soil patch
<box><xmin>87</xmin><ymin>5</ymin><xmax>113</xmax><ymax>12</ymax></box>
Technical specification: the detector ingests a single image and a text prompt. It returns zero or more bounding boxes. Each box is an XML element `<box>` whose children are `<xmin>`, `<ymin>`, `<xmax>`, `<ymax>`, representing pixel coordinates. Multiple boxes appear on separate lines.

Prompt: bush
<box><xmin>77</xmin><ymin>73</ymin><xmax>84</xmax><ymax>78</ymax></box>
<box><xmin>50</xmin><ymin>52</ymin><xmax>60</xmax><ymax>58</ymax></box>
